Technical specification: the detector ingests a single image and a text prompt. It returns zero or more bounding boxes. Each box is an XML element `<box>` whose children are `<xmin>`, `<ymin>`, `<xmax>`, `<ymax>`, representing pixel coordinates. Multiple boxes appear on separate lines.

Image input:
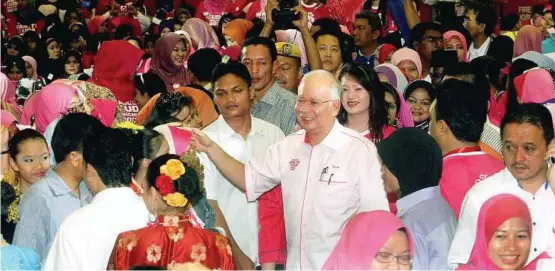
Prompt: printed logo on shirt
<box><xmin>255</xmin><ymin>10</ymin><xmax>267</xmax><ymax>21</ymax></box>
<box><xmin>474</xmin><ymin>174</ymin><xmax>489</xmax><ymax>184</ymax></box>
<box><xmin>203</xmin><ymin>12</ymin><xmax>223</xmax><ymax>26</ymax></box>
<box><xmin>120</xmin><ymin>100</ymin><xmax>140</xmax><ymax>123</ymax></box>
<box><xmin>4</xmin><ymin>0</ymin><xmax>17</xmax><ymax>12</ymax></box>
<box><xmin>16</xmin><ymin>23</ymin><xmax>38</xmax><ymax>35</ymax></box>
<box><xmin>289</xmin><ymin>159</ymin><xmax>300</xmax><ymax>171</ymax></box>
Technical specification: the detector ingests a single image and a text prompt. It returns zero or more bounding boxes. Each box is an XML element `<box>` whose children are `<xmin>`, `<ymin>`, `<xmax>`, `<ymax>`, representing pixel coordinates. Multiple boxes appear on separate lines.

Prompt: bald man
<box><xmin>191</xmin><ymin>70</ymin><xmax>389</xmax><ymax>270</ymax></box>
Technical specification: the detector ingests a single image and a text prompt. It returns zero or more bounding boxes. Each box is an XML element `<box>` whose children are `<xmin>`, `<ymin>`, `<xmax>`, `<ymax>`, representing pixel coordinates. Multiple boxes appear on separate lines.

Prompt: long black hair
<box><xmin>338</xmin><ymin>63</ymin><xmax>389</xmax><ymax>142</ymax></box>
<box><xmin>144</xmin><ymin>92</ymin><xmax>194</xmax><ymax>128</ymax></box>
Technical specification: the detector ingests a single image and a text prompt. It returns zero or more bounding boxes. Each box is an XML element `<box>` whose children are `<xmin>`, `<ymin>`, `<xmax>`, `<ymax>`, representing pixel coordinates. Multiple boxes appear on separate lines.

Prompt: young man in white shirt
<box><xmin>448</xmin><ymin>103</ymin><xmax>555</xmax><ymax>268</ymax></box>
<box><xmin>44</xmin><ymin>128</ymin><xmax>149</xmax><ymax>270</ymax></box>
<box><xmin>464</xmin><ymin>5</ymin><xmax>496</xmax><ymax>61</ymax></box>
<box><xmin>192</xmin><ymin>70</ymin><xmax>389</xmax><ymax>270</ymax></box>
<box><xmin>201</xmin><ymin>62</ymin><xmax>285</xmax><ymax>269</ymax></box>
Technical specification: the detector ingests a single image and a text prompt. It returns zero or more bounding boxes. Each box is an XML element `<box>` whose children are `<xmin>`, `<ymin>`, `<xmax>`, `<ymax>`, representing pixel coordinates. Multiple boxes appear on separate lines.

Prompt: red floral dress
<box><xmin>109</xmin><ymin>215</ymin><xmax>235</xmax><ymax>270</ymax></box>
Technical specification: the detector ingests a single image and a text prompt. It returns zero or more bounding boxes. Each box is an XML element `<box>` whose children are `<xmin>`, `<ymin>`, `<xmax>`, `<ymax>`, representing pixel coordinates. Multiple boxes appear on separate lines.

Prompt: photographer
<box><xmin>260</xmin><ymin>0</ymin><xmax>321</xmax><ymax>72</ymax></box>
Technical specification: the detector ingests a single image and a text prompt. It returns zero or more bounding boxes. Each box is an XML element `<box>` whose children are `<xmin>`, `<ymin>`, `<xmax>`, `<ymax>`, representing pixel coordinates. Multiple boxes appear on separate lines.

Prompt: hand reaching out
<box><xmin>190</xmin><ymin>128</ymin><xmax>214</xmax><ymax>153</ymax></box>
<box><xmin>545</xmin><ymin>140</ymin><xmax>555</xmax><ymax>194</ymax></box>
<box><xmin>292</xmin><ymin>5</ymin><xmax>309</xmax><ymax>30</ymax></box>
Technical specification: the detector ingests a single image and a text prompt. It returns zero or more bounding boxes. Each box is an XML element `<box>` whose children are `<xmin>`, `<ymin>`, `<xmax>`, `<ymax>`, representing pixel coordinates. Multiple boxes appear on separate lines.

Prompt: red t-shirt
<box><xmin>245</xmin><ymin>0</ymin><xmax>265</xmax><ymax>21</ymax></box>
<box><xmin>195</xmin><ymin>0</ymin><xmax>247</xmax><ymax>27</ymax></box>
<box><xmin>3</xmin><ymin>13</ymin><xmax>45</xmax><ymax>38</ymax></box>
<box><xmin>439</xmin><ymin>150</ymin><xmax>504</xmax><ymax>218</ymax></box>
<box><xmin>488</xmin><ymin>90</ymin><xmax>507</xmax><ymax>127</ymax></box>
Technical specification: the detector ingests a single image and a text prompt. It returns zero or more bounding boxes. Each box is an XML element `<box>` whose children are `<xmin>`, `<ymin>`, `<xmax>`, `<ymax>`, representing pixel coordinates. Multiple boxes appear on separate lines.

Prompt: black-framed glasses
<box><xmin>375</xmin><ymin>252</ymin><xmax>413</xmax><ymax>265</ymax></box>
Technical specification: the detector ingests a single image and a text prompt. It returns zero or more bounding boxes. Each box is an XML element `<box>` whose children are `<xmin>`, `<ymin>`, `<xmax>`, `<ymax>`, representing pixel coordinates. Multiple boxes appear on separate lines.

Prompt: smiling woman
<box><xmin>149</xmin><ymin>33</ymin><xmax>191</xmax><ymax>92</ymax></box>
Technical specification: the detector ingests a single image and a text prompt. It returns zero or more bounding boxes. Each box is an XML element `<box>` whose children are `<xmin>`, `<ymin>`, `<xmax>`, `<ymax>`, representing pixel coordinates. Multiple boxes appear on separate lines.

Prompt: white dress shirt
<box><xmin>448</xmin><ymin>168</ymin><xmax>555</xmax><ymax>268</ymax></box>
<box><xmin>467</xmin><ymin>37</ymin><xmax>492</xmax><ymax>62</ymax></box>
<box><xmin>244</xmin><ymin>120</ymin><xmax>390</xmax><ymax>270</ymax></box>
<box><xmin>201</xmin><ymin>115</ymin><xmax>285</xmax><ymax>263</ymax></box>
<box><xmin>43</xmin><ymin>187</ymin><xmax>150</xmax><ymax>270</ymax></box>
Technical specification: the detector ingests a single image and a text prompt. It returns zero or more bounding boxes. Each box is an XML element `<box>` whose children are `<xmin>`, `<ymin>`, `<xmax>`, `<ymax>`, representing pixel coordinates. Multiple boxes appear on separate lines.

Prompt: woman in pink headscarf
<box><xmin>31</xmin><ymin>83</ymin><xmax>92</xmax><ymax>133</ymax></box>
<box><xmin>323</xmin><ymin>210</ymin><xmax>414</xmax><ymax>270</ymax></box>
<box><xmin>514</xmin><ymin>68</ymin><xmax>555</xmax><ymax>105</ymax></box>
<box><xmin>513</xmin><ymin>25</ymin><xmax>543</xmax><ymax>58</ymax></box>
<box><xmin>391</xmin><ymin>48</ymin><xmax>422</xmax><ymax>82</ymax></box>
<box><xmin>443</xmin><ymin>30</ymin><xmax>468</xmax><ymax>62</ymax></box>
<box><xmin>182</xmin><ymin>18</ymin><xmax>221</xmax><ymax>51</ymax></box>
<box><xmin>1</xmin><ymin>73</ymin><xmax>21</xmax><ymax>121</ymax></box>
<box><xmin>457</xmin><ymin>194</ymin><xmax>549</xmax><ymax>270</ymax></box>
<box><xmin>150</xmin><ymin>33</ymin><xmax>191</xmax><ymax>92</ymax></box>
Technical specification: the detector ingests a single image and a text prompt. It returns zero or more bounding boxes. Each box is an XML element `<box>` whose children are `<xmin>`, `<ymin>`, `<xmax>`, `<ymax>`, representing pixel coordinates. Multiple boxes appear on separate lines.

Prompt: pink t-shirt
<box><xmin>439</xmin><ymin>151</ymin><xmax>504</xmax><ymax>218</ymax></box>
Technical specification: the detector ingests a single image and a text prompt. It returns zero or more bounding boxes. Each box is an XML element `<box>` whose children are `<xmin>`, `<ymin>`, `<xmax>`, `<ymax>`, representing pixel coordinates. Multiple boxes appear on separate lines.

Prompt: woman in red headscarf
<box><xmin>457</xmin><ymin>194</ymin><xmax>549</xmax><ymax>270</ymax></box>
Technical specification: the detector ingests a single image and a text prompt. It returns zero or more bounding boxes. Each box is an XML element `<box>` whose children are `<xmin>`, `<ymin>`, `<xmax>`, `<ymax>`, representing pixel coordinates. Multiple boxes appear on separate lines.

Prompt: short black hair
<box><xmin>188</xmin><ymin>48</ymin><xmax>222</xmax><ymax>82</ymax></box>
<box><xmin>313</xmin><ymin>29</ymin><xmax>350</xmax><ymax>64</ymax></box>
<box><xmin>211</xmin><ymin>62</ymin><xmax>252</xmax><ymax>88</ymax></box>
<box><xmin>8</xmin><ymin>129</ymin><xmax>47</xmax><ymax>158</ymax></box>
<box><xmin>134</xmin><ymin>71</ymin><xmax>166</xmax><ymax>97</ymax></box>
<box><xmin>410</xmin><ymin>22</ymin><xmax>443</xmax><ymax>48</ymax></box>
<box><xmin>83</xmin><ymin>128</ymin><xmax>133</xmax><ymax>187</ymax></box>
<box><xmin>355</xmin><ymin>11</ymin><xmax>382</xmax><ymax>32</ymax></box>
<box><xmin>486</xmin><ymin>35</ymin><xmax>514</xmax><ymax>64</ymax></box>
<box><xmin>51</xmin><ymin>113</ymin><xmax>106</xmax><ymax>163</ymax></box>
<box><xmin>218</xmin><ymin>13</ymin><xmax>238</xmax><ymax>30</ymax></box>
<box><xmin>147</xmin><ymin>154</ymin><xmax>204</xmax><ymax>205</ymax></box>
<box><xmin>312</xmin><ymin>18</ymin><xmax>341</xmax><ymax>33</ymax></box>
<box><xmin>144</xmin><ymin>92</ymin><xmax>194</xmax><ymax>128</ymax></box>
<box><xmin>443</xmin><ymin>62</ymin><xmax>475</xmax><ymax>83</ymax></box>
<box><xmin>470</xmin><ymin>56</ymin><xmax>504</xmax><ymax>90</ymax></box>
<box><xmin>501</xmin><ymin>103</ymin><xmax>554</xmax><ymax>146</ymax></box>
<box><xmin>116</xmin><ymin>128</ymin><xmax>163</xmax><ymax>174</ymax></box>
<box><xmin>5</xmin><ymin>57</ymin><xmax>27</xmax><ymax>77</ymax></box>
<box><xmin>431</xmin><ymin>50</ymin><xmax>458</xmax><ymax>68</ymax></box>
<box><xmin>500</xmin><ymin>13</ymin><xmax>520</xmax><ymax>31</ymax></box>
<box><xmin>468</xmin><ymin>5</ymin><xmax>497</xmax><ymax>36</ymax></box>
<box><xmin>435</xmin><ymin>80</ymin><xmax>488</xmax><ymax>143</ymax></box>
<box><xmin>242</xmin><ymin>36</ymin><xmax>278</xmax><ymax>63</ymax></box>
<box><xmin>114</xmin><ymin>24</ymin><xmax>133</xmax><ymax>40</ymax></box>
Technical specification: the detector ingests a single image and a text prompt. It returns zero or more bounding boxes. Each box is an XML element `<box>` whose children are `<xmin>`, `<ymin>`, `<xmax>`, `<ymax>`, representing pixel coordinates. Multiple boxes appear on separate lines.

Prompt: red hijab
<box><xmin>88</xmin><ymin>40</ymin><xmax>144</xmax><ymax>102</ymax></box>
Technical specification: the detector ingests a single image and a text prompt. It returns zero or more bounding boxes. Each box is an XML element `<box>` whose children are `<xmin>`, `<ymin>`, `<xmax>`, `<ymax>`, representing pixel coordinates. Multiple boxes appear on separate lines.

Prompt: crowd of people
<box><xmin>2</xmin><ymin>0</ymin><xmax>555</xmax><ymax>270</ymax></box>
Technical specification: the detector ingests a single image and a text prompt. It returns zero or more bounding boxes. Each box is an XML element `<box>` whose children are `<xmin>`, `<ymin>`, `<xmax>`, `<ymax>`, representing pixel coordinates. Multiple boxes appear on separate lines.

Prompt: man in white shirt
<box><xmin>464</xmin><ymin>5</ymin><xmax>496</xmax><ymax>61</ymax></box>
<box><xmin>44</xmin><ymin>128</ymin><xmax>149</xmax><ymax>270</ymax></box>
<box><xmin>448</xmin><ymin>103</ymin><xmax>555</xmax><ymax>268</ymax></box>
<box><xmin>201</xmin><ymin>62</ymin><xmax>285</xmax><ymax>269</ymax></box>
<box><xmin>192</xmin><ymin>70</ymin><xmax>389</xmax><ymax>270</ymax></box>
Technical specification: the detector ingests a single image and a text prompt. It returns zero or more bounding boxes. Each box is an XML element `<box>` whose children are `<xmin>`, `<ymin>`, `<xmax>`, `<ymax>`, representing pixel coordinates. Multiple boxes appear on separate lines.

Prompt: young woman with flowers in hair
<box><xmin>109</xmin><ymin>153</ymin><xmax>235</xmax><ymax>270</ymax></box>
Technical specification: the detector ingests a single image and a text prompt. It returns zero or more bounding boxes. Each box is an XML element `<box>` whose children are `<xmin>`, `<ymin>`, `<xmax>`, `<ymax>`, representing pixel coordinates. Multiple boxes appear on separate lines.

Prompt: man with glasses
<box><xmin>410</xmin><ymin>22</ymin><xmax>444</xmax><ymax>82</ymax></box>
<box><xmin>463</xmin><ymin>5</ymin><xmax>496</xmax><ymax>61</ymax></box>
<box><xmin>191</xmin><ymin>70</ymin><xmax>389</xmax><ymax>270</ymax></box>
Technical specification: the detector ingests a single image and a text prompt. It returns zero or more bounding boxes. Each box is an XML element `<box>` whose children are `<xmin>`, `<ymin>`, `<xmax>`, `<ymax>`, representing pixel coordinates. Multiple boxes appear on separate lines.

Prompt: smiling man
<box><xmin>353</xmin><ymin>11</ymin><xmax>381</xmax><ymax>67</ymax></box>
<box><xmin>275</xmin><ymin>42</ymin><xmax>303</xmax><ymax>94</ymax></box>
<box><xmin>448</xmin><ymin>103</ymin><xmax>555</xmax><ymax>269</ymax></box>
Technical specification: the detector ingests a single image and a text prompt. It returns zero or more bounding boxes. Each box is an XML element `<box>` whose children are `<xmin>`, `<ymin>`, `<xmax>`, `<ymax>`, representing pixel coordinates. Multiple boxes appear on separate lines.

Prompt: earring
<box><xmin>147</xmin><ymin>198</ymin><xmax>157</xmax><ymax>224</ymax></box>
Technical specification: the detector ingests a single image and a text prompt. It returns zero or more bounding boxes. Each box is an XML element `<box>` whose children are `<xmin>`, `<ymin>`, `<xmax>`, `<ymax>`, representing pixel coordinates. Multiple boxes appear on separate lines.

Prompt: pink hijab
<box><xmin>1</xmin><ymin>110</ymin><xmax>17</xmax><ymax>126</ymax></box>
<box><xmin>1</xmin><ymin>73</ymin><xmax>17</xmax><ymax>107</ymax></box>
<box><xmin>150</xmin><ymin>33</ymin><xmax>191</xmax><ymax>92</ymax></box>
<box><xmin>513</xmin><ymin>25</ymin><xmax>543</xmax><ymax>58</ymax></box>
<box><xmin>275</xmin><ymin>29</ymin><xmax>308</xmax><ymax>67</ymax></box>
<box><xmin>33</xmin><ymin>83</ymin><xmax>80</xmax><ymax>134</ymax></box>
<box><xmin>22</xmin><ymin>56</ymin><xmax>39</xmax><ymax>80</ymax></box>
<box><xmin>322</xmin><ymin>210</ymin><xmax>414</xmax><ymax>270</ymax></box>
<box><xmin>391</xmin><ymin>48</ymin><xmax>422</xmax><ymax>80</ymax></box>
<box><xmin>182</xmin><ymin>18</ymin><xmax>220</xmax><ymax>50</ymax></box>
<box><xmin>457</xmin><ymin>194</ymin><xmax>549</xmax><ymax>270</ymax></box>
<box><xmin>443</xmin><ymin>30</ymin><xmax>468</xmax><ymax>62</ymax></box>
<box><xmin>20</xmin><ymin>92</ymin><xmax>40</xmax><ymax>125</ymax></box>
<box><xmin>515</xmin><ymin>68</ymin><xmax>555</xmax><ymax>104</ymax></box>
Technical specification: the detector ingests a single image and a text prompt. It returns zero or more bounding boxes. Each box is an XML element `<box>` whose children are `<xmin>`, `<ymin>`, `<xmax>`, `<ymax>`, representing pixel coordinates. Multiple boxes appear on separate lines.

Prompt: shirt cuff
<box><xmin>245</xmin><ymin>162</ymin><xmax>257</xmax><ymax>202</ymax></box>
<box><xmin>259</xmin><ymin>249</ymin><xmax>287</xmax><ymax>265</ymax></box>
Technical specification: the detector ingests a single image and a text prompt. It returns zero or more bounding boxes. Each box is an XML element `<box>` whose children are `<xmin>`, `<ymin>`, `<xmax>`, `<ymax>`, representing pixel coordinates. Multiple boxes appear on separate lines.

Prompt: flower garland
<box><xmin>1</xmin><ymin>171</ymin><xmax>21</xmax><ymax>223</ymax></box>
<box><xmin>155</xmin><ymin>159</ymin><xmax>188</xmax><ymax>208</ymax></box>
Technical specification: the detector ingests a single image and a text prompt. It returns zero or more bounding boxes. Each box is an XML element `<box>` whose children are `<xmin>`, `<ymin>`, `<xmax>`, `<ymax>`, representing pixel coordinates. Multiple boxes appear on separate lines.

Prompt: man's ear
<box><xmin>272</xmin><ymin>60</ymin><xmax>279</xmax><ymax>76</ymax></box>
<box><xmin>372</xmin><ymin>29</ymin><xmax>381</xmax><ymax>40</ymax></box>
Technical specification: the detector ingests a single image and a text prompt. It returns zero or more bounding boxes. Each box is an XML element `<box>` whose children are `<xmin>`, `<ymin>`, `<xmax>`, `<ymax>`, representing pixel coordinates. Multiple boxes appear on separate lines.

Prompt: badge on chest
<box><xmin>318</xmin><ymin>165</ymin><xmax>345</xmax><ymax>184</ymax></box>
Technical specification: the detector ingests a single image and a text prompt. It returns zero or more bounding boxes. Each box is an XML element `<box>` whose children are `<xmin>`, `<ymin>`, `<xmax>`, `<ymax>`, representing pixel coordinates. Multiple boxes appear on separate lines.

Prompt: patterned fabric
<box><xmin>250</xmin><ymin>83</ymin><xmax>297</xmax><ymax>136</ymax></box>
<box><xmin>109</xmin><ymin>215</ymin><xmax>234</xmax><ymax>270</ymax></box>
<box><xmin>479</xmin><ymin>120</ymin><xmax>502</xmax><ymax>156</ymax></box>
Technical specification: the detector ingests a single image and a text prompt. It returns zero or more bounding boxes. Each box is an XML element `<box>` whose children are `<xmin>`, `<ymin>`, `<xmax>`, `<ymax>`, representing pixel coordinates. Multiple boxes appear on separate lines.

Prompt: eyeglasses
<box><xmin>421</xmin><ymin>36</ymin><xmax>444</xmax><ymax>44</ymax></box>
<box><xmin>375</xmin><ymin>252</ymin><xmax>413</xmax><ymax>265</ymax></box>
<box><xmin>296</xmin><ymin>98</ymin><xmax>335</xmax><ymax>107</ymax></box>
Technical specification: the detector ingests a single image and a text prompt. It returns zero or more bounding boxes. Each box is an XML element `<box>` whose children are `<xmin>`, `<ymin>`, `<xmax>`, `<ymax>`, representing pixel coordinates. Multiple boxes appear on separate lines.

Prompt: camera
<box><xmin>271</xmin><ymin>0</ymin><xmax>301</xmax><ymax>30</ymax></box>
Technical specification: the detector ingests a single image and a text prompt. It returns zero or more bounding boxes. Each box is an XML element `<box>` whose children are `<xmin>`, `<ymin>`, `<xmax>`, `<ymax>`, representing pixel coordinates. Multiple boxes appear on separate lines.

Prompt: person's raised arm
<box><xmin>260</xmin><ymin>0</ymin><xmax>278</xmax><ymax>38</ymax></box>
<box><xmin>403</xmin><ymin>0</ymin><xmax>420</xmax><ymax>29</ymax></box>
<box><xmin>191</xmin><ymin>129</ymin><xmax>246</xmax><ymax>191</ymax></box>
<box><xmin>292</xmin><ymin>6</ymin><xmax>322</xmax><ymax>71</ymax></box>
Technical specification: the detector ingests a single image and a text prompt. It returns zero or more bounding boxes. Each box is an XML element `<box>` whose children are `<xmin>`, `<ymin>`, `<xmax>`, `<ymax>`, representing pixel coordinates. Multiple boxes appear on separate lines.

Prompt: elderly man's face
<box><xmin>295</xmin><ymin>74</ymin><xmax>340</xmax><ymax>135</ymax></box>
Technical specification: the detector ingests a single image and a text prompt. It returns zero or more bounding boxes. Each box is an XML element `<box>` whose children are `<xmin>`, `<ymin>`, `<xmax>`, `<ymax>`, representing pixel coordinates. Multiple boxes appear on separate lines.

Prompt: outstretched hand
<box><xmin>190</xmin><ymin>128</ymin><xmax>214</xmax><ymax>153</ymax></box>
<box><xmin>292</xmin><ymin>5</ymin><xmax>309</xmax><ymax>30</ymax></box>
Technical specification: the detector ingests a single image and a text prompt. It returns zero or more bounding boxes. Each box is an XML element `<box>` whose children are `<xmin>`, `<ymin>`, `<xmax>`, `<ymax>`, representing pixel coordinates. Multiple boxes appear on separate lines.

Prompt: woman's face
<box><xmin>145</xmin><ymin>41</ymin><xmax>155</xmax><ymax>56</ymax></box>
<box><xmin>340</xmin><ymin>75</ymin><xmax>370</xmax><ymax>116</ymax></box>
<box><xmin>67</xmin><ymin>12</ymin><xmax>80</xmax><ymax>26</ymax></box>
<box><xmin>27</xmin><ymin>39</ymin><xmax>37</xmax><ymax>52</ymax></box>
<box><xmin>8</xmin><ymin>65</ymin><xmax>23</xmax><ymax>81</ymax></box>
<box><xmin>134</xmin><ymin>89</ymin><xmax>151</xmax><ymax>109</ymax></box>
<box><xmin>317</xmin><ymin>35</ymin><xmax>343</xmax><ymax>74</ymax></box>
<box><xmin>445</xmin><ymin>36</ymin><xmax>465</xmax><ymax>62</ymax></box>
<box><xmin>10</xmin><ymin>139</ymin><xmax>50</xmax><ymax>185</ymax></box>
<box><xmin>370</xmin><ymin>230</ymin><xmax>412</xmax><ymax>270</ymax></box>
<box><xmin>172</xmin><ymin>106</ymin><xmax>201</xmax><ymax>128</ymax></box>
<box><xmin>179</xmin><ymin>13</ymin><xmax>191</xmax><ymax>24</ymax></box>
<box><xmin>406</xmin><ymin>88</ymin><xmax>431</xmax><ymax>124</ymax></box>
<box><xmin>24</xmin><ymin>61</ymin><xmax>34</xmax><ymax>78</ymax></box>
<box><xmin>161</xmin><ymin>27</ymin><xmax>172</xmax><ymax>36</ymax></box>
<box><xmin>6</xmin><ymin>44</ymin><xmax>19</xmax><ymax>57</ymax></box>
<box><xmin>398</xmin><ymin>60</ymin><xmax>418</xmax><ymax>82</ymax></box>
<box><xmin>225</xmin><ymin>35</ymin><xmax>238</xmax><ymax>47</ymax></box>
<box><xmin>170</xmin><ymin>40</ymin><xmax>188</xmax><ymax>67</ymax></box>
<box><xmin>384</xmin><ymin>92</ymin><xmax>397</xmax><ymax>125</ymax></box>
<box><xmin>487</xmin><ymin>217</ymin><xmax>531</xmax><ymax>270</ymax></box>
<box><xmin>47</xmin><ymin>41</ymin><xmax>61</xmax><ymax>59</ymax></box>
<box><xmin>68</xmin><ymin>93</ymin><xmax>92</xmax><ymax>114</ymax></box>
<box><xmin>65</xmin><ymin>56</ymin><xmax>80</xmax><ymax>75</ymax></box>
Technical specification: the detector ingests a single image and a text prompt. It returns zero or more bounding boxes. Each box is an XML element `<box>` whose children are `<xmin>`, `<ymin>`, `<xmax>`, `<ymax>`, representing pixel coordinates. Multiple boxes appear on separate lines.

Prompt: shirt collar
<box><xmin>357</xmin><ymin>47</ymin><xmax>378</xmax><ymax>58</ymax></box>
<box><xmin>46</xmin><ymin>169</ymin><xmax>92</xmax><ymax>200</ymax></box>
<box><xmin>501</xmin><ymin>168</ymin><xmax>550</xmax><ymax>192</ymax></box>
<box><xmin>303</xmin><ymin>120</ymin><xmax>345</xmax><ymax>150</ymax></box>
<box><xmin>92</xmin><ymin>187</ymin><xmax>140</xmax><ymax>204</ymax></box>
<box><xmin>396</xmin><ymin>186</ymin><xmax>440</xmax><ymax>217</ymax></box>
<box><xmin>259</xmin><ymin>82</ymin><xmax>282</xmax><ymax>107</ymax></box>
<box><xmin>471</xmin><ymin>37</ymin><xmax>491</xmax><ymax>52</ymax></box>
<box><xmin>214</xmin><ymin>115</ymin><xmax>267</xmax><ymax>140</ymax></box>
